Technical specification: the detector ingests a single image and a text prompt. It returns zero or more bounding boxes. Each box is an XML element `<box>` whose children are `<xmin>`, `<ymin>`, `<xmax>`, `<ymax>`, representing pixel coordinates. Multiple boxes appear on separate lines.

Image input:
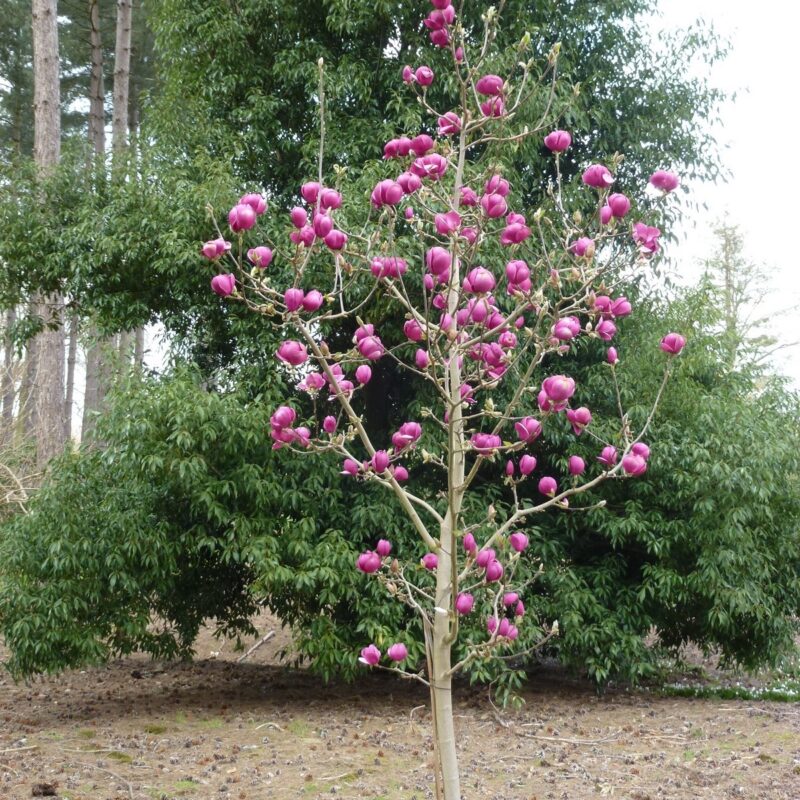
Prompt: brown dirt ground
<box><xmin>1</xmin><ymin>614</ymin><xmax>798</xmax><ymax>800</ymax></box>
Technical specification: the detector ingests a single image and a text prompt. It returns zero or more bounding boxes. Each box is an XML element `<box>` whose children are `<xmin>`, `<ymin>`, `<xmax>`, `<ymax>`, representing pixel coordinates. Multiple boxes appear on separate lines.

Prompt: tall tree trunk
<box><xmin>19</xmin><ymin>329</ymin><xmax>38</xmax><ymax>440</ymax></box>
<box><xmin>88</xmin><ymin>0</ymin><xmax>105</xmax><ymax>160</ymax></box>
<box><xmin>2</xmin><ymin>308</ymin><xmax>17</xmax><ymax>445</ymax></box>
<box><xmin>31</xmin><ymin>0</ymin><xmax>65</xmax><ymax>465</ymax></box>
<box><xmin>64</xmin><ymin>312</ymin><xmax>78</xmax><ymax>442</ymax></box>
<box><xmin>134</xmin><ymin>326</ymin><xmax>145</xmax><ymax>369</ymax></box>
<box><xmin>112</xmin><ymin>0</ymin><xmax>132</xmax><ymax>170</ymax></box>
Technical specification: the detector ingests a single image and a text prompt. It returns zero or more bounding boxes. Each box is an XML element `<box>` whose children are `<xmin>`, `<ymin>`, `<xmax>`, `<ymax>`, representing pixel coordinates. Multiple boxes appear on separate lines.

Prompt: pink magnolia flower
<box><xmin>359</xmin><ymin>644</ymin><xmax>381</xmax><ymax>666</ymax></box>
<box><xmin>356</xmin><ymin>365</ymin><xmax>373</xmax><ymax>385</ymax></box>
<box><xmin>455</xmin><ymin>46</ymin><xmax>464</xmax><ymax>62</ymax></box>
<box><xmin>607</xmin><ymin>193</ymin><xmax>631</xmax><ymax>218</ymax></box>
<box><xmin>480</xmin><ymin>192</ymin><xmax>508</xmax><ymax>218</ymax></box>
<box><xmin>480</xmin><ymin>97</ymin><xmax>505</xmax><ymax>117</ymax></box>
<box><xmin>515</xmin><ymin>601</ymin><xmax>525</xmax><ymax>617</ymax></box>
<box><xmin>595</xmin><ymin>318</ymin><xmax>617</xmax><ymax>341</ymax></box>
<box><xmin>410</xmin><ymin>153</ymin><xmax>448</xmax><ymax>180</ymax></box>
<box><xmin>247</xmin><ymin>246</ymin><xmax>273</xmax><ymax>268</ymax></box>
<box><xmin>611</xmin><ymin>297</ymin><xmax>632</xmax><ymax>317</ymax></box>
<box><xmin>542</xmin><ymin>375</ymin><xmax>576</xmax><ymax>404</ymax></box>
<box><xmin>487</xmin><ymin>616</ymin><xmax>498</xmax><ymax>635</ymax></box>
<box><xmin>290</xmin><ymin>225</ymin><xmax>315</xmax><ymax>247</ymax></box>
<box><xmin>392</xmin><ymin>422</ymin><xmax>422</xmax><ymax>451</ymax></box>
<box><xmin>426</xmin><ymin>246</ymin><xmax>451</xmax><ymax>276</ymax></box>
<box><xmin>538</xmin><ymin>476</ymin><xmax>558</xmax><ymax>496</ymax></box>
<box><xmin>515</xmin><ymin>416</ymin><xmax>542</xmax><ymax>443</ymax></box>
<box><xmin>632</xmin><ymin>442</ymin><xmax>651</xmax><ymax>460</ymax></box>
<box><xmin>371</xmin><ymin>179</ymin><xmax>404</xmax><ymax>208</ymax></box>
<box><xmin>503</xmin><ymin>592</ymin><xmax>519</xmax><ymax>606</ymax></box>
<box><xmin>404</xmin><ymin>319</ymin><xmax>424</xmax><ymax>342</ymax></box>
<box><xmin>228</xmin><ymin>203</ymin><xmax>257</xmax><ymax>232</ymax></box>
<box><xmin>415</xmin><ymin>349</ymin><xmax>430</xmax><ymax>369</ymax></box>
<box><xmin>276</xmin><ymin>340</ymin><xmax>308</xmax><ymax>366</ymax></box>
<box><xmin>341</xmin><ymin>458</ymin><xmax>360</xmax><ymax>477</ymax></box>
<box><xmin>471</xmin><ymin>432</ymin><xmax>502</xmax><ymax>454</ymax></box>
<box><xmin>430</xmin><ymin>28</ymin><xmax>449</xmax><ymax>47</ymax></box>
<box><xmin>506</xmin><ymin>260</ymin><xmax>531</xmax><ymax>294</ymax></box>
<box><xmin>405</xmin><ymin>207</ymin><xmax>414</xmax><ymax>220</ymax></box>
<box><xmin>421</xmin><ymin>553</ymin><xmax>439</xmax><ymax>570</ymax></box>
<box><xmin>519</xmin><ymin>454</ymin><xmax>536</xmax><ymax>476</ymax></box>
<box><xmin>476</xmin><ymin>74</ymin><xmax>504</xmax><ymax>95</ymax></box>
<box><xmin>633</xmin><ymin>222</ymin><xmax>661</xmax><ymax>254</ymax></box>
<box><xmin>660</xmin><ymin>332</ymin><xmax>686</xmax><ymax>354</ymax></box>
<box><xmin>239</xmin><ymin>193</ymin><xmax>266</xmax><ymax>215</ymax></box>
<box><xmin>597</xmin><ymin>446</ymin><xmax>618</xmax><ymax>468</ymax></box>
<box><xmin>544</xmin><ymin>129</ymin><xmax>572</xmax><ymax>152</ymax></box>
<box><xmin>649</xmin><ymin>170</ymin><xmax>680</xmax><ymax>192</ymax></box>
<box><xmin>357</xmin><ymin>551</ymin><xmax>381</xmax><ymax>573</ymax></box>
<box><xmin>570</xmin><ymin>237</ymin><xmax>595</xmax><ymax>257</ymax></box>
<box><xmin>410</xmin><ymin>134</ymin><xmax>435</xmax><ymax>157</ymax></box>
<box><xmin>500</xmin><ymin>221</ymin><xmax>531</xmax><ymax>245</ymax></box>
<box><xmin>509</xmin><ymin>532</ymin><xmax>529</xmax><ymax>552</ymax></box>
<box><xmin>600</xmin><ymin>205</ymin><xmax>613</xmax><ymax>225</ymax></box>
<box><xmin>476</xmin><ymin>548</ymin><xmax>495</xmax><ymax>568</ymax></box>
<box><xmin>438</xmin><ymin>112</ymin><xmax>461</xmax><ymax>135</ymax></box>
<box><xmin>402</xmin><ymin>65</ymin><xmax>414</xmax><ymax>84</ymax></box>
<box><xmin>387</xmin><ymin>643</ymin><xmax>408</xmax><ymax>662</ymax></box>
<box><xmin>323</xmin><ymin>415</ymin><xmax>337</xmax><ymax>434</ymax></box>
<box><xmin>505</xmin><ymin>460</ymin><xmax>515</xmax><ymax>477</ymax></box>
<box><xmin>290</xmin><ymin>206</ymin><xmax>308</xmax><ymax>228</ymax></box>
<box><xmin>302</xmin><ymin>290</ymin><xmax>324</xmax><ymax>312</ymax></box>
<box><xmin>324</xmin><ymin>230</ymin><xmax>348</xmax><ymax>250</ymax></box>
<box><xmin>319</xmin><ymin>188</ymin><xmax>342</xmax><ymax>209</ymax></box>
<box><xmin>202</xmin><ymin>237</ymin><xmax>231</xmax><ymax>259</ymax></box>
<box><xmin>455</xmin><ymin>593</ymin><xmax>475</xmax><ymax>615</ymax></box>
<box><xmin>463</xmin><ymin>533</ymin><xmax>477</xmax><ymax>553</ymax></box>
<box><xmin>460</xmin><ymin>186</ymin><xmax>479</xmax><ymax>206</ymax></box>
<box><xmin>607</xmin><ymin>347</ymin><xmax>619</xmax><ymax>365</ymax></box>
<box><xmin>397</xmin><ymin>171</ymin><xmax>422</xmax><ymax>194</ymax></box>
<box><xmin>485</xmin><ymin>559</ymin><xmax>504</xmax><ymax>582</ymax></box>
<box><xmin>270</xmin><ymin>406</ymin><xmax>296</xmax><ymax>429</ymax></box>
<box><xmin>553</xmin><ymin>315</ymin><xmax>581</xmax><ymax>341</ymax></box>
<box><xmin>582</xmin><ymin>164</ymin><xmax>614</xmax><ymax>189</ymax></box>
<box><xmin>435</xmin><ymin>210</ymin><xmax>461</xmax><ymax>235</ymax></box>
<box><xmin>284</xmin><ymin>288</ymin><xmax>305</xmax><ymax>312</ymax></box>
<box><xmin>415</xmin><ymin>65</ymin><xmax>434</xmax><ymax>86</ymax></box>
<box><xmin>392</xmin><ymin>464</ymin><xmax>409</xmax><ymax>482</ymax></box>
<box><xmin>464</xmin><ymin>267</ymin><xmax>496</xmax><ymax>294</ymax></box>
<box><xmin>566</xmin><ymin>406</ymin><xmax>592</xmax><ymax>435</ymax></box>
<box><xmin>211</xmin><ymin>273</ymin><xmax>236</xmax><ymax>297</ymax></box>
<box><xmin>313</xmin><ymin>212</ymin><xmax>333</xmax><ymax>238</ymax></box>
<box><xmin>371</xmin><ymin>257</ymin><xmax>407</xmax><ymax>280</ymax></box>
<box><xmin>371</xmin><ymin>450</ymin><xmax>390</xmax><ymax>473</ymax></box>
<box><xmin>300</xmin><ymin>181</ymin><xmax>321</xmax><ymax>204</ymax></box>
<box><xmin>484</xmin><ymin>175</ymin><xmax>510</xmax><ymax>196</ymax></box>
<box><xmin>568</xmin><ymin>455</ymin><xmax>586</xmax><ymax>476</ymax></box>
<box><xmin>622</xmin><ymin>453</ymin><xmax>648</xmax><ymax>476</ymax></box>
<box><xmin>424</xmin><ymin>4</ymin><xmax>455</xmax><ymax>30</ymax></box>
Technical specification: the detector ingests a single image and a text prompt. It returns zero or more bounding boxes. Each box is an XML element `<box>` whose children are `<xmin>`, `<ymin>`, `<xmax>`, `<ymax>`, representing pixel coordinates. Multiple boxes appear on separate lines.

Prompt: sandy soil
<box><xmin>1</xmin><ymin>615</ymin><xmax>798</xmax><ymax>800</ymax></box>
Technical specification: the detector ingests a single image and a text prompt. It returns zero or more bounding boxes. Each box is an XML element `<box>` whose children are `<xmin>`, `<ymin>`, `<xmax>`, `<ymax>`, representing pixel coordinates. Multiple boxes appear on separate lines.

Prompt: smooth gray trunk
<box><xmin>2</xmin><ymin>308</ymin><xmax>17</xmax><ymax>445</ymax></box>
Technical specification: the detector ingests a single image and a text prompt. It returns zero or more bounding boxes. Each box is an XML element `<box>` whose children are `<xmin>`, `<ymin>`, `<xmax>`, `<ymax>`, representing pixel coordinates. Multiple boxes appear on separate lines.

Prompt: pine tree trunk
<box><xmin>32</xmin><ymin>0</ymin><xmax>65</xmax><ymax>465</ymax></box>
<box><xmin>2</xmin><ymin>308</ymin><xmax>16</xmax><ymax>445</ymax></box>
<box><xmin>19</xmin><ymin>330</ymin><xmax>38</xmax><ymax>440</ymax></box>
<box><xmin>88</xmin><ymin>0</ymin><xmax>105</xmax><ymax>159</ymax></box>
<box><xmin>64</xmin><ymin>312</ymin><xmax>78</xmax><ymax>442</ymax></box>
<box><xmin>112</xmin><ymin>0</ymin><xmax>132</xmax><ymax>170</ymax></box>
<box><xmin>134</xmin><ymin>326</ymin><xmax>145</xmax><ymax>369</ymax></box>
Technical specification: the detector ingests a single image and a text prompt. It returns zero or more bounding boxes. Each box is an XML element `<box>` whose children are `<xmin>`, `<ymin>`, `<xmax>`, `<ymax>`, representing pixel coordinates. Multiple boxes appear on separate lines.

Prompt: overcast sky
<box><xmin>651</xmin><ymin>0</ymin><xmax>800</xmax><ymax>385</ymax></box>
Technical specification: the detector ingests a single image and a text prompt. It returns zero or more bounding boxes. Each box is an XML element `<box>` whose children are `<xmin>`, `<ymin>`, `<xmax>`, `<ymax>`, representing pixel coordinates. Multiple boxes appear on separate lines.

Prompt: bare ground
<box><xmin>1</xmin><ymin>616</ymin><xmax>798</xmax><ymax>800</ymax></box>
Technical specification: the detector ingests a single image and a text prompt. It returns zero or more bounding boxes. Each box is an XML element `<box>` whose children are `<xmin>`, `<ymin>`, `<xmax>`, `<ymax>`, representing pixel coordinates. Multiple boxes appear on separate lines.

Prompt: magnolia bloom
<box><xmin>600</xmin><ymin>205</ymin><xmax>613</xmax><ymax>225</ymax></box>
<box><xmin>356</xmin><ymin>551</ymin><xmax>381</xmax><ymax>574</ymax></box>
<box><xmin>284</xmin><ymin>288</ymin><xmax>305</xmax><ymax>312</ymax></box>
<box><xmin>538</xmin><ymin>476</ymin><xmax>558</xmax><ymax>496</ymax></box>
<box><xmin>387</xmin><ymin>642</ymin><xmax>408</xmax><ymax>662</ymax></box>
<box><xmin>460</xmin><ymin>186</ymin><xmax>479</xmax><ymax>206</ymax></box>
<box><xmin>570</xmin><ymin>237</ymin><xmax>595</xmax><ymax>257</ymax></box>
<box><xmin>426</xmin><ymin>246</ymin><xmax>452</xmax><ymax>276</ymax></box>
<box><xmin>553</xmin><ymin>315</ymin><xmax>581</xmax><ymax>341</ymax></box>
<box><xmin>649</xmin><ymin>169</ymin><xmax>680</xmax><ymax>192</ymax></box>
<box><xmin>568</xmin><ymin>455</ymin><xmax>586</xmax><ymax>476</ymax></box>
<box><xmin>392</xmin><ymin>464</ymin><xmax>409</xmax><ymax>482</ymax></box>
<box><xmin>410</xmin><ymin>153</ymin><xmax>448</xmax><ymax>180</ymax></box>
<box><xmin>503</xmin><ymin>592</ymin><xmax>519</xmax><ymax>606</ymax></box>
<box><xmin>463</xmin><ymin>533</ymin><xmax>477</xmax><ymax>553</ymax></box>
<box><xmin>515</xmin><ymin>601</ymin><xmax>525</xmax><ymax>617</ymax></box>
<box><xmin>211</xmin><ymin>273</ymin><xmax>235</xmax><ymax>297</ymax></box>
<box><xmin>438</xmin><ymin>112</ymin><xmax>461</xmax><ymax>135</ymax></box>
<box><xmin>509</xmin><ymin>531</ymin><xmax>529</xmax><ymax>552</ymax></box>
<box><xmin>515</xmin><ymin>416</ymin><xmax>542</xmax><ymax>443</ymax></box>
<box><xmin>463</xmin><ymin>267</ymin><xmax>496</xmax><ymax>294</ymax></box>
<box><xmin>455</xmin><ymin>593</ymin><xmax>475</xmax><ymax>615</ymax></box>
<box><xmin>476</xmin><ymin>548</ymin><xmax>495</xmax><ymax>568</ymax></box>
<box><xmin>240</xmin><ymin>192</ymin><xmax>266</xmax><ymax>214</ymax></box>
<box><xmin>566</xmin><ymin>406</ymin><xmax>592</xmax><ymax>435</ymax></box>
<box><xmin>607</xmin><ymin>347</ymin><xmax>619</xmax><ymax>365</ymax></box>
<box><xmin>270</xmin><ymin>406</ymin><xmax>296</xmax><ymax>429</ymax></box>
<box><xmin>544</xmin><ymin>129</ymin><xmax>571</xmax><ymax>152</ymax></box>
<box><xmin>582</xmin><ymin>164</ymin><xmax>614</xmax><ymax>188</ymax></box>
<box><xmin>475</xmin><ymin>74</ymin><xmax>504</xmax><ymax>95</ymax></box>
<box><xmin>356</xmin><ymin>365</ymin><xmax>373</xmax><ymax>385</ymax></box>
<box><xmin>371</xmin><ymin>450</ymin><xmax>390</xmax><ymax>473</ymax></box>
<box><xmin>276</xmin><ymin>340</ymin><xmax>308</xmax><ymax>366</ymax></box>
<box><xmin>471</xmin><ymin>432</ymin><xmax>502</xmax><ymax>454</ymax></box>
<box><xmin>357</xmin><ymin>335</ymin><xmax>384</xmax><ymax>360</ymax></box>
<box><xmin>500</xmin><ymin>221</ymin><xmax>531</xmax><ymax>245</ymax></box>
<box><xmin>371</xmin><ymin>179</ymin><xmax>404</xmax><ymax>208</ymax></box>
<box><xmin>485</xmin><ymin>559</ymin><xmax>504</xmax><ymax>582</ymax></box>
<box><xmin>633</xmin><ymin>222</ymin><xmax>661</xmax><ymax>254</ymax></box>
<box><xmin>595</xmin><ymin>318</ymin><xmax>617</xmax><ymax>341</ymax></box>
<box><xmin>290</xmin><ymin>225</ymin><xmax>315</xmax><ymax>247</ymax></box>
<box><xmin>421</xmin><ymin>553</ymin><xmax>439</xmax><ymax>570</ymax></box>
<box><xmin>392</xmin><ymin>421</ymin><xmax>422</xmax><ymax>450</ymax></box>
<box><xmin>611</xmin><ymin>297</ymin><xmax>632</xmax><ymax>317</ymax></box>
<box><xmin>542</xmin><ymin>375</ymin><xmax>576</xmax><ymax>404</ymax></box>
<box><xmin>607</xmin><ymin>193</ymin><xmax>631</xmax><ymax>218</ymax></box>
<box><xmin>290</xmin><ymin>206</ymin><xmax>308</xmax><ymax>228</ymax></box>
<box><xmin>480</xmin><ymin>96</ymin><xmax>505</xmax><ymax>117</ymax></box>
<box><xmin>319</xmin><ymin>188</ymin><xmax>342</xmax><ymax>209</ymax></box>
<box><xmin>415</xmin><ymin>65</ymin><xmax>434</xmax><ymax>85</ymax></box>
<box><xmin>313</xmin><ymin>212</ymin><xmax>333</xmax><ymax>238</ymax></box>
<box><xmin>341</xmin><ymin>458</ymin><xmax>360</xmax><ymax>477</ymax></box>
<box><xmin>404</xmin><ymin>319</ymin><xmax>424</xmax><ymax>342</ymax></box>
<box><xmin>302</xmin><ymin>290</ymin><xmax>324</xmax><ymax>312</ymax></box>
<box><xmin>480</xmin><ymin>192</ymin><xmax>508</xmax><ymax>218</ymax></box>
<box><xmin>632</xmin><ymin>442</ymin><xmax>651</xmax><ymax>460</ymax></box>
<box><xmin>597</xmin><ymin>445</ymin><xmax>618</xmax><ymax>468</ymax></box>
<box><xmin>415</xmin><ymin>349</ymin><xmax>430</xmax><ymax>369</ymax></box>
<box><xmin>300</xmin><ymin>181</ymin><xmax>321</xmax><ymax>204</ymax></box>
<box><xmin>410</xmin><ymin>134</ymin><xmax>434</xmax><ymax>156</ymax></box>
<box><xmin>324</xmin><ymin>230</ymin><xmax>348</xmax><ymax>250</ymax></box>
<box><xmin>397</xmin><ymin>171</ymin><xmax>422</xmax><ymax>194</ymax></box>
<box><xmin>228</xmin><ymin>203</ymin><xmax>257</xmax><ymax>232</ymax></box>
<box><xmin>323</xmin><ymin>416</ymin><xmax>337</xmax><ymax>434</ymax></box>
<box><xmin>435</xmin><ymin>210</ymin><xmax>461</xmax><ymax>235</ymax></box>
<box><xmin>245</xmin><ymin>246</ymin><xmax>273</xmax><ymax>269</ymax></box>
<box><xmin>660</xmin><ymin>332</ymin><xmax>686</xmax><ymax>354</ymax></box>
<box><xmin>519</xmin><ymin>455</ymin><xmax>536</xmax><ymax>476</ymax></box>
<box><xmin>202</xmin><ymin>237</ymin><xmax>231</xmax><ymax>259</ymax></box>
<box><xmin>359</xmin><ymin>644</ymin><xmax>381</xmax><ymax>666</ymax></box>
<box><xmin>622</xmin><ymin>453</ymin><xmax>648</xmax><ymax>476</ymax></box>
<box><xmin>506</xmin><ymin>260</ymin><xmax>531</xmax><ymax>294</ymax></box>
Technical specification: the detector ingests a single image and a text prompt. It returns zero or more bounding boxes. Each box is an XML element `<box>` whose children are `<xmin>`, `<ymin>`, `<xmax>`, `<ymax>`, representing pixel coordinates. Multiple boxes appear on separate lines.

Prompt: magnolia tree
<box><xmin>200</xmin><ymin>2</ymin><xmax>685</xmax><ymax>796</ymax></box>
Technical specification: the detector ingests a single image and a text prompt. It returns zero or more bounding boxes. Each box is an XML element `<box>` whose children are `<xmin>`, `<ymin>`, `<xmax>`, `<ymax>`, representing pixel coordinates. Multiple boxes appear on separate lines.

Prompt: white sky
<box><xmin>652</xmin><ymin>0</ymin><xmax>800</xmax><ymax>386</ymax></box>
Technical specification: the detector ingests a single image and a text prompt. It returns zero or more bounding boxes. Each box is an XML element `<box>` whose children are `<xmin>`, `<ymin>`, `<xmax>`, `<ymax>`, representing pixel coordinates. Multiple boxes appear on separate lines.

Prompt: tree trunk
<box><xmin>32</xmin><ymin>0</ymin><xmax>65</xmax><ymax>465</ymax></box>
<box><xmin>134</xmin><ymin>325</ymin><xmax>145</xmax><ymax>369</ymax></box>
<box><xmin>2</xmin><ymin>308</ymin><xmax>17</xmax><ymax>445</ymax></box>
<box><xmin>19</xmin><ymin>330</ymin><xmax>38</xmax><ymax>440</ymax></box>
<box><xmin>112</xmin><ymin>0</ymin><xmax>132</xmax><ymax>170</ymax></box>
<box><xmin>88</xmin><ymin>0</ymin><xmax>105</xmax><ymax>159</ymax></box>
<box><xmin>64</xmin><ymin>312</ymin><xmax>78</xmax><ymax>442</ymax></box>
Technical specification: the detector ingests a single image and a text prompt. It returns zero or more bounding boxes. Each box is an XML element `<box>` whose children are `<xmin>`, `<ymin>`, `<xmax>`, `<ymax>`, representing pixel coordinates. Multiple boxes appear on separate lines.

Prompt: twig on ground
<box><xmin>0</xmin><ymin>745</ymin><xmax>37</xmax><ymax>753</ymax></box>
<box><xmin>254</xmin><ymin>721</ymin><xmax>284</xmax><ymax>731</ymax></box>
<box><xmin>236</xmin><ymin>631</ymin><xmax>275</xmax><ymax>663</ymax></box>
